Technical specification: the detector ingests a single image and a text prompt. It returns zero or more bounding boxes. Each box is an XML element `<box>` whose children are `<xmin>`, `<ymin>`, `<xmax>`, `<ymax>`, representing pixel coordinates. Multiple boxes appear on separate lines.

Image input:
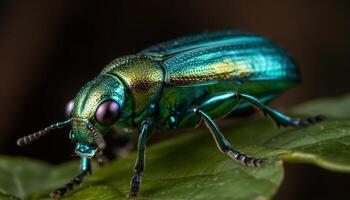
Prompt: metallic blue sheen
<box><xmin>142</xmin><ymin>31</ymin><xmax>300</xmax><ymax>129</ymax></box>
<box><xmin>81</xmin><ymin>156</ymin><xmax>90</xmax><ymax>172</ymax></box>
<box><xmin>75</xmin><ymin>143</ymin><xmax>96</xmax><ymax>157</ymax></box>
<box><xmin>141</xmin><ymin>30</ymin><xmax>300</xmax><ymax>84</ymax></box>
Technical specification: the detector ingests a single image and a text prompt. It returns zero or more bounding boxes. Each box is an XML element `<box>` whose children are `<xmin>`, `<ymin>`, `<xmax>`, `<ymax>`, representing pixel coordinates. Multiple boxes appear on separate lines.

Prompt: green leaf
<box><xmin>291</xmin><ymin>94</ymin><xmax>350</xmax><ymax>119</ymax></box>
<box><xmin>0</xmin><ymin>95</ymin><xmax>349</xmax><ymax>200</ymax></box>
<box><xmin>0</xmin><ymin>156</ymin><xmax>79</xmax><ymax>199</ymax></box>
<box><xmin>0</xmin><ymin>192</ymin><xmax>20</xmax><ymax>200</ymax></box>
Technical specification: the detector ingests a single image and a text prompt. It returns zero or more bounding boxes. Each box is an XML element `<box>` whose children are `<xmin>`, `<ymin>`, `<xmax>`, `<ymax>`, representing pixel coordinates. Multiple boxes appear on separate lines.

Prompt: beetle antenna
<box><xmin>87</xmin><ymin>122</ymin><xmax>106</xmax><ymax>150</ymax></box>
<box><xmin>17</xmin><ymin>119</ymin><xmax>71</xmax><ymax>146</ymax></box>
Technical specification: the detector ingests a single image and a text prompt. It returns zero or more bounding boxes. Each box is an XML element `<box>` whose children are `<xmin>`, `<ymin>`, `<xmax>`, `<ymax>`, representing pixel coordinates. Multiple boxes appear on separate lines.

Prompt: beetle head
<box><xmin>17</xmin><ymin>75</ymin><xmax>132</xmax><ymax>158</ymax></box>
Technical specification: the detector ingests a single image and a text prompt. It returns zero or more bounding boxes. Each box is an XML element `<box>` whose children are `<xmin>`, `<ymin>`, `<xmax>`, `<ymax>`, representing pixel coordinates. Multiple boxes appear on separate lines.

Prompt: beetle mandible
<box><xmin>17</xmin><ymin>30</ymin><xmax>324</xmax><ymax>198</ymax></box>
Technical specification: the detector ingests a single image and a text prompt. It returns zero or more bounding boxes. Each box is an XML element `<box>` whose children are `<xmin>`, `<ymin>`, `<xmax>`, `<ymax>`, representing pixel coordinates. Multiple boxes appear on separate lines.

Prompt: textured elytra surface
<box><xmin>0</xmin><ymin>94</ymin><xmax>349</xmax><ymax>200</ymax></box>
<box><xmin>141</xmin><ymin>31</ymin><xmax>299</xmax><ymax>86</ymax></box>
<box><xmin>140</xmin><ymin>31</ymin><xmax>262</xmax><ymax>58</ymax></box>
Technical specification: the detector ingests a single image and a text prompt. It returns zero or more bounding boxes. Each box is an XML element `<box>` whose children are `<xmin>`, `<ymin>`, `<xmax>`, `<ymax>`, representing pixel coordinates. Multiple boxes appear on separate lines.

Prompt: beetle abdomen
<box><xmin>141</xmin><ymin>30</ymin><xmax>300</xmax><ymax>86</ymax></box>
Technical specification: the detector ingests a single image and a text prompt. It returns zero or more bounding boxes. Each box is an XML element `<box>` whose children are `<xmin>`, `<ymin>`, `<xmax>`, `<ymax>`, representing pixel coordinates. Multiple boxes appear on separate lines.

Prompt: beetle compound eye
<box><xmin>95</xmin><ymin>100</ymin><xmax>120</xmax><ymax>125</ymax></box>
<box><xmin>65</xmin><ymin>100</ymin><xmax>74</xmax><ymax>118</ymax></box>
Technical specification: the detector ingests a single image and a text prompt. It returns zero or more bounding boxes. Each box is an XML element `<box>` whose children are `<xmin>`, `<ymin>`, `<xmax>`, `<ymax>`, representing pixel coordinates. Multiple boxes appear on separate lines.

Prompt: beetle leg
<box><xmin>50</xmin><ymin>156</ymin><xmax>91</xmax><ymax>199</ymax></box>
<box><xmin>96</xmin><ymin>149</ymin><xmax>109</xmax><ymax>166</ymax></box>
<box><xmin>194</xmin><ymin>108</ymin><xmax>267</xmax><ymax>167</ymax></box>
<box><xmin>129</xmin><ymin>118</ymin><xmax>154</xmax><ymax>197</ymax></box>
<box><xmin>235</xmin><ymin>93</ymin><xmax>325</xmax><ymax>128</ymax></box>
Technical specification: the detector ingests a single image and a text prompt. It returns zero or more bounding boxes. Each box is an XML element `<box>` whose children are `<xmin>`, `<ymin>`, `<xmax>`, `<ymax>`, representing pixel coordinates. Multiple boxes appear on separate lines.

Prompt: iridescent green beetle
<box><xmin>17</xmin><ymin>31</ymin><xmax>324</xmax><ymax>198</ymax></box>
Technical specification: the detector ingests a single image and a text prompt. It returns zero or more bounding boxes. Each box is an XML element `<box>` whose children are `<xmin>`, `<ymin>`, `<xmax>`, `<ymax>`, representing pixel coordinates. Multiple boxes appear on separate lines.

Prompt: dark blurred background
<box><xmin>0</xmin><ymin>1</ymin><xmax>349</xmax><ymax>199</ymax></box>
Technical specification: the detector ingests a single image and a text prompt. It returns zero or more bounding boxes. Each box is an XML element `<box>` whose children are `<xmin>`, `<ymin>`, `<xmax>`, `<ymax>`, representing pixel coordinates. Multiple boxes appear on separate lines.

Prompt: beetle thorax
<box><xmin>101</xmin><ymin>55</ymin><xmax>164</xmax><ymax>115</ymax></box>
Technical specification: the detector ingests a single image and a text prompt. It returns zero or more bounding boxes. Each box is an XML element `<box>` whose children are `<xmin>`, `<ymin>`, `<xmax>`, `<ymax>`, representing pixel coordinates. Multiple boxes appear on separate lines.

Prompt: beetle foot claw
<box><xmin>228</xmin><ymin>151</ymin><xmax>267</xmax><ymax>167</ymax></box>
<box><xmin>50</xmin><ymin>189</ymin><xmax>63</xmax><ymax>200</ymax></box>
<box><xmin>129</xmin><ymin>185</ymin><xmax>139</xmax><ymax>198</ymax></box>
<box><xmin>129</xmin><ymin>173</ymin><xmax>141</xmax><ymax>198</ymax></box>
<box><xmin>273</xmin><ymin>115</ymin><xmax>326</xmax><ymax>128</ymax></box>
<box><xmin>50</xmin><ymin>171</ymin><xmax>86</xmax><ymax>199</ymax></box>
<box><xmin>292</xmin><ymin>115</ymin><xmax>326</xmax><ymax>127</ymax></box>
<box><xmin>237</xmin><ymin>153</ymin><xmax>267</xmax><ymax>167</ymax></box>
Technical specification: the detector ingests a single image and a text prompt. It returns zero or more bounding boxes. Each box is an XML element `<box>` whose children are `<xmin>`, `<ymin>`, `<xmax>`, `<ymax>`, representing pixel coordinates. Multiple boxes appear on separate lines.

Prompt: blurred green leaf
<box><xmin>0</xmin><ymin>191</ymin><xmax>20</xmax><ymax>200</ymax></box>
<box><xmin>0</xmin><ymin>156</ymin><xmax>79</xmax><ymax>199</ymax></box>
<box><xmin>291</xmin><ymin>94</ymin><xmax>350</xmax><ymax>119</ymax></box>
<box><xmin>0</xmin><ymin>95</ymin><xmax>349</xmax><ymax>200</ymax></box>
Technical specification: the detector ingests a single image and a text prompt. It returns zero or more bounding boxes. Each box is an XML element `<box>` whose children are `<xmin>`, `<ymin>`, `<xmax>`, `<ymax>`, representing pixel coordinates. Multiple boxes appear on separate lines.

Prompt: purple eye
<box><xmin>95</xmin><ymin>100</ymin><xmax>120</xmax><ymax>125</ymax></box>
<box><xmin>65</xmin><ymin>100</ymin><xmax>74</xmax><ymax>118</ymax></box>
